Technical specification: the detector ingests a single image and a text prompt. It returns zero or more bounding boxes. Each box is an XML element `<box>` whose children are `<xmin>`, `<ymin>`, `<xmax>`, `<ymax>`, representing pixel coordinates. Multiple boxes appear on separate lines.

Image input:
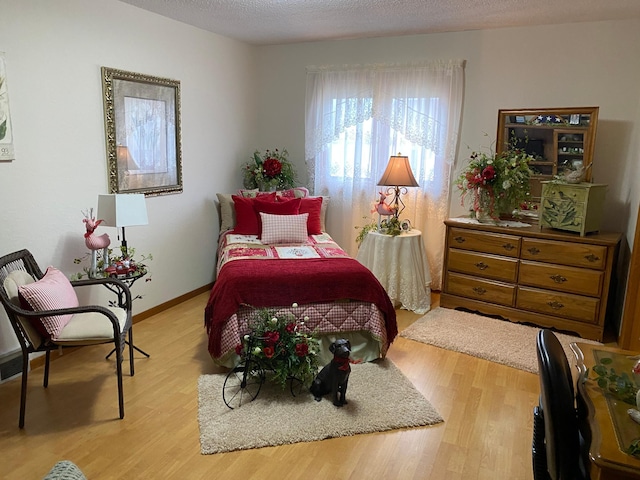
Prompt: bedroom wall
<box><xmin>0</xmin><ymin>0</ymin><xmax>257</xmax><ymax>356</ymax></box>
<box><xmin>253</xmin><ymin>20</ymin><xmax>640</xmax><ymax>254</ymax></box>
<box><xmin>252</xmin><ymin>19</ymin><xmax>640</xmax><ymax>335</ymax></box>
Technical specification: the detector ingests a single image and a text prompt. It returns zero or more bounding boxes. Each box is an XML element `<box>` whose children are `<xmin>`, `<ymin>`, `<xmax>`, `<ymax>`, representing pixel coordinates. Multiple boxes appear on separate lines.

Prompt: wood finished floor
<box><xmin>0</xmin><ymin>292</ymin><xmax>542</xmax><ymax>479</ymax></box>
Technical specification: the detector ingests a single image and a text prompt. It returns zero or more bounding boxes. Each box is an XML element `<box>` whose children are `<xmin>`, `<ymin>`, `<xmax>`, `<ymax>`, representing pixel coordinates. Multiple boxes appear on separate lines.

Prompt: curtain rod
<box><xmin>305</xmin><ymin>59</ymin><xmax>465</xmax><ymax>73</ymax></box>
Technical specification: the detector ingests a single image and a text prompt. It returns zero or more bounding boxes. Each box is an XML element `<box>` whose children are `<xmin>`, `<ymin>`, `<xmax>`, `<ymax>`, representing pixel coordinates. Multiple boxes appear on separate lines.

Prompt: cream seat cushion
<box><xmin>4</xmin><ymin>270</ymin><xmax>127</xmax><ymax>346</ymax></box>
<box><xmin>54</xmin><ymin>307</ymin><xmax>128</xmax><ymax>345</ymax></box>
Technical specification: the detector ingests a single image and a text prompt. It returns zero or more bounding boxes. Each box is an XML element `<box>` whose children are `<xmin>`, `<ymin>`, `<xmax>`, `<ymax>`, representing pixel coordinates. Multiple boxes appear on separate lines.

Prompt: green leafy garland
<box><xmin>355</xmin><ymin>216</ymin><xmax>402</xmax><ymax>247</ymax></box>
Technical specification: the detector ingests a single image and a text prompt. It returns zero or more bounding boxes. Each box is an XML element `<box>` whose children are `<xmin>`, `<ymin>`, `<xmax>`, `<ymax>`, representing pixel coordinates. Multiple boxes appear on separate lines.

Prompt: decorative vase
<box><xmin>474</xmin><ymin>209</ymin><xmax>495</xmax><ymax>223</ymax></box>
<box><xmin>257</xmin><ymin>181</ymin><xmax>277</xmax><ymax>192</ymax></box>
<box><xmin>474</xmin><ymin>188</ymin><xmax>495</xmax><ymax>223</ymax></box>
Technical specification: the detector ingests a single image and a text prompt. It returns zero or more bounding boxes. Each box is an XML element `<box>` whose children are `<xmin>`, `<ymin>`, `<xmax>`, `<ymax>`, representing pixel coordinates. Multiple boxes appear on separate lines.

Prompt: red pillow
<box><xmin>232</xmin><ymin>193</ymin><xmax>277</xmax><ymax>235</ymax></box>
<box><xmin>254</xmin><ymin>197</ymin><xmax>302</xmax><ymax>235</ymax></box>
<box><xmin>298</xmin><ymin>197</ymin><xmax>323</xmax><ymax>235</ymax></box>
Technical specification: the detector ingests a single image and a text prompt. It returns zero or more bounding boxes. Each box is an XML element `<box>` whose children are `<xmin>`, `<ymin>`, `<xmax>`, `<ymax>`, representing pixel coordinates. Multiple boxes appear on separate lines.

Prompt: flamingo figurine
<box><xmin>371</xmin><ymin>191</ymin><xmax>397</xmax><ymax>230</ymax></box>
<box><xmin>83</xmin><ymin>209</ymin><xmax>111</xmax><ymax>277</ymax></box>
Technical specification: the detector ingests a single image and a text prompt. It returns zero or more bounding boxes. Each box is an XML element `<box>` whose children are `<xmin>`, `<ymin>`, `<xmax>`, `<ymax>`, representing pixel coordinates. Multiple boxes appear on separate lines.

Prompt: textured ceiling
<box><xmin>118</xmin><ymin>0</ymin><xmax>640</xmax><ymax>45</ymax></box>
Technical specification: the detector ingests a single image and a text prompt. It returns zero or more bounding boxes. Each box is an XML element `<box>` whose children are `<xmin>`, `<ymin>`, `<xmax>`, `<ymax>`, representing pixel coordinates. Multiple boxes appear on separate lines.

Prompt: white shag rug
<box><xmin>197</xmin><ymin>359</ymin><xmax>443</xmax><ymax>454</ymax></box>
<box><xmin>400</xmin><ymin>307</ymin><xmax>601</xmax><ymax>373</ymax></box>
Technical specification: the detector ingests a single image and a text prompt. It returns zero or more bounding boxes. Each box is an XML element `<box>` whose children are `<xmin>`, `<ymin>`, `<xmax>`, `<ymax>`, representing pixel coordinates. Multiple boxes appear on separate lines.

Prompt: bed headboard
<box><xmin>215</xmin><ymin>192</ymin><xmax>329</xmax><ymax>233</ymax></box>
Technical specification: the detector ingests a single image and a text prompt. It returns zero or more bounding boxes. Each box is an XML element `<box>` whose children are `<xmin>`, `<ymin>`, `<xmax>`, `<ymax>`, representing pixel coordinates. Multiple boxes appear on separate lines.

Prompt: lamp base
<box><xmin>383</xmin><ymin>185</ymin><xmax>408</xmax><ymax>219</ymax></box>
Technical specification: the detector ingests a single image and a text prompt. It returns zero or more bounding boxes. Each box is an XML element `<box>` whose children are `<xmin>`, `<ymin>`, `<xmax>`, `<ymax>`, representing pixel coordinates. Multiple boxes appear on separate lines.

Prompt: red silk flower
<box><xmin>263</xmin><ymin>158</ymin><xmax>282</xmax><ymax>178</ymax></box>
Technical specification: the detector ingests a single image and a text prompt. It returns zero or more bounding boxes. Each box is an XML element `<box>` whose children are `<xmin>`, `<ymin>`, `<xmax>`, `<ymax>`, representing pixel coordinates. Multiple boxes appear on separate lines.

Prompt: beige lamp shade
<box><xmin>377</xmin><ymin>154</ymin><xmax>419</xmax><ymax>187</ymax></box>
<box><xmin>97</xmin><ymin>194</ymin><xmax>148</xmax><ymax>227</ymax></box>
<box><xmin>97</xmin><ymin>193</ymin><xmax>148</xmax><ymax>255</ymax></box>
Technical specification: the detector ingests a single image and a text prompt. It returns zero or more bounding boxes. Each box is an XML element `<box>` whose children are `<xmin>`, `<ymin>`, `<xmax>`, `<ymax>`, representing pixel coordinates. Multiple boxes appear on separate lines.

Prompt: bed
<box><xmin>205</xmin><ymin>191</ymin><xmax>397</xmax><ymax>367</ymax></box>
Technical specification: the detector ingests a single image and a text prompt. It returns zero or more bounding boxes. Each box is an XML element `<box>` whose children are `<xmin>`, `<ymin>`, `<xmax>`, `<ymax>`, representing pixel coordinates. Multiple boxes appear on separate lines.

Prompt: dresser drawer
<box><xmin>448</xmin><ymin>227</ymin><xmax>520</xmax><ymax>258</ymax></box>
<box><xmin>521</xmin><ymin>238</ymin><xmax>607</xmax><ymax>270</ymax></box>
<box><xmin>448</xmin><ymin>249</ymin><xmax>518</xmax><ymax>283</ymax></box>
<box><xmin>446</xmin><ymin>272</ymin><xmax>515</xmax><ymax>307</ymax></box>
<box><xmin>516</xmin><ymin>286</ymin><xmax>600</xmax><ymax>324</ymax></box>
<box><xmin>519</xmin><ymin>260</ymin><xmax>604</xmax><ymax>297</ymax></box>
<box><xmin>542</xmin><ymin>183</ymin><xmax>590</xmax><ymax>203</ymax></box>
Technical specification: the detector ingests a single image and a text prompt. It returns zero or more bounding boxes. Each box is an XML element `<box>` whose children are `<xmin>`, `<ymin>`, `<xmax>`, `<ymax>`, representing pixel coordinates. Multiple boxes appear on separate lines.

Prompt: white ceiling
<box><xmin>118</xmin><ymin>0</ymin><xmax>640</xmax><ymax>46</ymax></box>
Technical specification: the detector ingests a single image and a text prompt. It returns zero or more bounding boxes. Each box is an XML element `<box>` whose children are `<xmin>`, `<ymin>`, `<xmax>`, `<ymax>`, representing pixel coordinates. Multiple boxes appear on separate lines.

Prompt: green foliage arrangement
<box><xmin>455</xmin><ymin>141</ymin><xmax>535</xmax><ymax>219</ymax></box>
<box><xmin>355</xmin><ymin>216</ymin><xmax>402</xmax><ymax>247</ymax></box>
<box><xmin>235</xmin><ymin>305</ymin><xmax>320</xmax><ymax>389</ymax></box>
<box><xmin>243</xmin><ymin>148</ymin><xmax>296</xmax><ymax>191</ymax></box>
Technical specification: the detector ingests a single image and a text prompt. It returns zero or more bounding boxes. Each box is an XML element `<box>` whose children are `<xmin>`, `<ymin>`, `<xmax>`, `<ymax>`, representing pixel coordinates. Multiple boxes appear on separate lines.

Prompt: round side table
<box><xmin>356</xmin><ymin>229</ymin><xmax>431</xmax><ymax>314</ymax></box>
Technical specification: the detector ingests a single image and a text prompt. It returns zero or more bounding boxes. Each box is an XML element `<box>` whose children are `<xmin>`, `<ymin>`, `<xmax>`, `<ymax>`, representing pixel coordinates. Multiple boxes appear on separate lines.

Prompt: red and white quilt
<box><xmin>205</xmin><ymin>231</ymin><xmax>397</xmax><ymax>362</ymax></box>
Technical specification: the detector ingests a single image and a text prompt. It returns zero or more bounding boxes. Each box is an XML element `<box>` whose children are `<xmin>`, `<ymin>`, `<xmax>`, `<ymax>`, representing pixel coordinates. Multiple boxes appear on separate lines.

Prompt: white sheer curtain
<box><xmin>305</xmin><ymin>60</ymin><xmax>464</xmax><ymax>290</ymax></box>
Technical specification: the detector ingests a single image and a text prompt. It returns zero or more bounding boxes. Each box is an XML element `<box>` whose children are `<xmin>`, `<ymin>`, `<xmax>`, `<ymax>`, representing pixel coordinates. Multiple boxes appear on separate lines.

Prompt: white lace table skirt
<box><xmin>356</xmin><ymin>229</ymin><xmax>431</xmax><ymax>314</ymax></box>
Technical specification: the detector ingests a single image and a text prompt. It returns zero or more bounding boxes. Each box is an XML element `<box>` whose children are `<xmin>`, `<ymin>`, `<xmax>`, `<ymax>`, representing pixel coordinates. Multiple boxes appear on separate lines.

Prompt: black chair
<box><xmin>533</xmin><ymin>328</ymin><xmax>589</xmax><ymax>480</ymax></box>
<box><xmin>0</xmin><ymin>249</ymin><xmax>134</xmax><ymax>428</ymax></box>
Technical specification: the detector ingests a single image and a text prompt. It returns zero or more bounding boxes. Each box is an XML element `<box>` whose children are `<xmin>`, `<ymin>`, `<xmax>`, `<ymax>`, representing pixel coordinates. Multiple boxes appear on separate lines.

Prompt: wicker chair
<box><xmin>0</xmin><ymin>249</ymin><xmax>134</xmax><ymax>428</ymax></box>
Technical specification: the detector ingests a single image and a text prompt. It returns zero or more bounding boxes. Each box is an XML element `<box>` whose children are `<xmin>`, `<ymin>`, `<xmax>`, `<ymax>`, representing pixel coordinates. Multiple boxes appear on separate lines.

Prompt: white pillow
<box><xmin>260</xmin><ymin>213</ymin><xmax>309</xmax><ymax>244</ymax></box>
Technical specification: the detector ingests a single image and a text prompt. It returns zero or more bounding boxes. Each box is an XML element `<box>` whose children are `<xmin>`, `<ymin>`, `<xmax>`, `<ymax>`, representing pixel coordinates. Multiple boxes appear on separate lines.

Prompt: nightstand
<box><xmin>356</xmin><ymin>229</ymin><xmax>431</xmax><ymax>314</ymax></box>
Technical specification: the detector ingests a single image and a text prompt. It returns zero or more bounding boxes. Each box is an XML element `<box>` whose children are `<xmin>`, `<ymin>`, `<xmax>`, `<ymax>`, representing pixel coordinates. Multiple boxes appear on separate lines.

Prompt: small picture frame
<box><xmin>514</xmin><ymin>115</ymin><xmax>526</xmax><ymax>124</ymax></box>
<box><xmin>569</xmin><ymin>114</ymin><xmax>580</xmax><ymax>125</ymax></box>
<box><xmin>400</xmin><ymin>219</ymin><xmax>412</xmax><ymax>232</ymax></box>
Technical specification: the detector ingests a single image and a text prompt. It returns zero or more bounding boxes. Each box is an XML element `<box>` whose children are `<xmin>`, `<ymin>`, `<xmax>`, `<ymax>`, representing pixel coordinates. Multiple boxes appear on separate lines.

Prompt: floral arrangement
<box><xmin>455</xmin><ymin>143</ymin><xmax>535</xmax><ymax>220</ymax></box>
<box><xmin>72</xmin><ymin>247</ymin><xmax>152</xmax><ymax>285</ymax></box>
<box><xmin>235</xmin><ymin>304</ymin><xmax>320</xmax><ymax>389</ymax></box>
<box><xmin>242</xmin><ymin>148</ymin><xmax>296</xmax><ymax>191</ymax></box>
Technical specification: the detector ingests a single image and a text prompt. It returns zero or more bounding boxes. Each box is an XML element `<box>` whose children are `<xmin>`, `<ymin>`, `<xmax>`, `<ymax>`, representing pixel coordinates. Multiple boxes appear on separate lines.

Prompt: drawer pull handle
<box><xmin>474</xmin><ymin>262</ymin><xmax>489</xmax><ymax>270</ymax></box>
<box><xmin>550</xmin><ymin>274</ymin><xmax>567</xmax><ymax>284</ymax></box>
<box><xmin>584</xmin><ymin>254</ymin><xmax>600</xmax><ymax>263</ymax></box>
<box><xmin>547</xmin><ymin>300</ymin><xmax>564</xmax><ymax>310</ymax></box>
<box><xmin>472</xmin><ymin>287</ymin><xmax>487</xmax><ymax>295</ymax></box>
<box><xmin>503</xmin><ymin>243</ymin><xmax>516</xmax><ymax>251</ymax></box>
<box><xmin>527</xmin><ymin>247</ymin><xmax>540</xmax><ymax>255</ymax></box>
<box><xmin>454</xmin><ymin>236</ymin><xmax>466</xmax><ymax>244</ymax></box>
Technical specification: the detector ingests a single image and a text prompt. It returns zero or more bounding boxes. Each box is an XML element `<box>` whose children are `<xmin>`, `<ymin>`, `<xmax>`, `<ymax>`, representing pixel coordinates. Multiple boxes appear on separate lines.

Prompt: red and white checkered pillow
<box><xmin>18</xmin><ymin>266</ymin><xmax>79</xmax><ymax>340</ymax></box>
<box><xmin>260</xmin><ymin>212</ymin><xmax>309</xmax><ymax>244</ymax></box>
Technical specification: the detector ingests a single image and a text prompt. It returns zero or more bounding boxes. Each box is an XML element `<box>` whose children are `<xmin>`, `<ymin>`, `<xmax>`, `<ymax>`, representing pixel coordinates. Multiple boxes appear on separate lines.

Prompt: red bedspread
<box><xmin>204</xmin><ymin>257</ymin><xmax>397</xmax><ymax>357</ymax></box>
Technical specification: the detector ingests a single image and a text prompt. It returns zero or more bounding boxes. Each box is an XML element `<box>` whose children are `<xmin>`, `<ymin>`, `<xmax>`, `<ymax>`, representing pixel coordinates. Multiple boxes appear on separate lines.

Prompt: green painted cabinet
<box><xmin>539</xmin><ymin>182</ymin><xmax>607</xmax><ymax>236</ymax></box>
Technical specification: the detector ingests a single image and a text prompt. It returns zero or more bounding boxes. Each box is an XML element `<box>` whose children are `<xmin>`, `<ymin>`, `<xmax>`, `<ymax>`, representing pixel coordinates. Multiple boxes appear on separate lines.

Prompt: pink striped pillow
<box><xmin>18</xmin><ymin>266</ymin><xmax>79</xmax><ymax>340</ymax></box>
<box><xmin>260</xmin><ymin>213</ymin><xmax>309</xmax><ymax>244</ymax></box>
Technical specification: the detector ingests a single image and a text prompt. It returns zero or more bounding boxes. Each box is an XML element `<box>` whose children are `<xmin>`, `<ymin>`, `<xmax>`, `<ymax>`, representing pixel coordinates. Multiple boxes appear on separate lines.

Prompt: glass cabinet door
<box><xmin>496</xmin><ymin>107</ymin><xmax>599</xmax><ymax>202</ymax></box>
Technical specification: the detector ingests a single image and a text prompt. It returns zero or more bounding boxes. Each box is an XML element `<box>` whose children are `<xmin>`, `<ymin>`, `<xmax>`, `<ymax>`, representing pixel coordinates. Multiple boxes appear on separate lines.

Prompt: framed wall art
<box><xmin>101</xmin><ymin>67</ymin><xmax>183</xmax><ymax>196</ymax></box>
<box><xmin>0</xmin><ymin>52</ymin><xmax>15</xmax><ymax>162</ymax></box>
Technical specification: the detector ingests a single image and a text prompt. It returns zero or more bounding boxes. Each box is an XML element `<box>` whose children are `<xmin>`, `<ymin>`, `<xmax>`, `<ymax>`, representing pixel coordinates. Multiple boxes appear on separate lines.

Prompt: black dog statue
<box><xmin>309</xmin><ymin>339</ymin><xmax>351</xmax><ymax>406</ymax></box>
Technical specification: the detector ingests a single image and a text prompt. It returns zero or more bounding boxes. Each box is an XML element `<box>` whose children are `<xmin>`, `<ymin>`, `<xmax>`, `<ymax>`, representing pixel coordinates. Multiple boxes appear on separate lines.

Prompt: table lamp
<box><xmin>97</xmin><ymin>193</ymin><xmax>148</xmax><ymax>257</ymax></box>
<box><xmin>377</xmin><ymin>153</ymin><xmax>419</xmax><ymax>219</ymax></box>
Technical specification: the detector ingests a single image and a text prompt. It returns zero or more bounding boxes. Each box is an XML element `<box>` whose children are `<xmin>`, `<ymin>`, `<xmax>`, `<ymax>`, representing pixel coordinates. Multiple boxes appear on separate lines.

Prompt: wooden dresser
<box><xmin>441</xmin><ymin>219</ymin><xmax>621</xmax><ymax>341</ymax></box>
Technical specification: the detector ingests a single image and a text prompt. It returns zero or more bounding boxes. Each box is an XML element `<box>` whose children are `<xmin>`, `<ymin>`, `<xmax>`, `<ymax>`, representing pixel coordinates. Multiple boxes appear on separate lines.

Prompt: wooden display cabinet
<box><xmin>496</xmin><ymin>107</ymin><xmax>599</xmax><ymax>202</ymax></box>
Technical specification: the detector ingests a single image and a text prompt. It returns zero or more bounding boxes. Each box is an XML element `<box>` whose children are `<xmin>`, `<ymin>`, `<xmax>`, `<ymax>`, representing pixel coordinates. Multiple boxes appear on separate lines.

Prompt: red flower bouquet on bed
<box><xmin>235</xmin><ymin>304</ymin><xmax>320</xmax><ymax>389</ymax></box>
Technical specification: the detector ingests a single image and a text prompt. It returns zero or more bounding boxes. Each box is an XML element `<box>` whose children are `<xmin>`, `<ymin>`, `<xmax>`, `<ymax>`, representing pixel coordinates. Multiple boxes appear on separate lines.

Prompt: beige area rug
<box><xmin>400</xmin><ymin>307</ymin><xmax>601</xmax><ymax>374</ymax></box>
<box><xmin>197</xmin><ymin>360</ymin><xmax>443</xmax><ymax>454</ymax></box>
